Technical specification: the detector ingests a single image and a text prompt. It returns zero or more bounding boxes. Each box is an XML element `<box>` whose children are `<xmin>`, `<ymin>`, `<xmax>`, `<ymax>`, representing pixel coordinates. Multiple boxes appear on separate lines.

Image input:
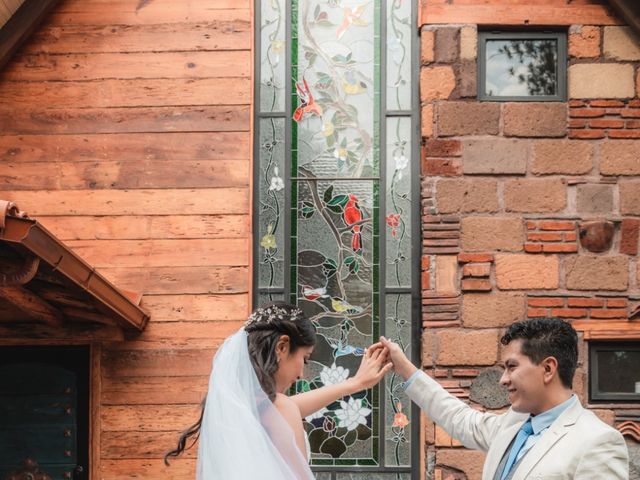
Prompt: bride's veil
<box><xmin>197</xmin><ymin>328</ymin><xmax>315</xmax><ymax>479</ymax></box>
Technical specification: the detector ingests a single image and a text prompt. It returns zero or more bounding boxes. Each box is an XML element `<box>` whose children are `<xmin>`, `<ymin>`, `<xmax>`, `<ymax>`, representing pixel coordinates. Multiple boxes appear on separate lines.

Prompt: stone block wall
<box><xmin>420</xmin><ymin>22</ymin><xmax>640</xmax><ymax>480</ymax></box>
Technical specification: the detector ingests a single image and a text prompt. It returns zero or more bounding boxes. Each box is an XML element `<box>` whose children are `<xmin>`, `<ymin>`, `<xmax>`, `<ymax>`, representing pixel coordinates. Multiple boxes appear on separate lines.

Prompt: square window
<box><xmin>589</xmin><ymin>342</ymin><xmax>640</xmax><ymax>402</ymax></box>
<box><xmin>478</xmin><ymin>31</ymin><xmax>567</xmax><ymax>102</ymax></box>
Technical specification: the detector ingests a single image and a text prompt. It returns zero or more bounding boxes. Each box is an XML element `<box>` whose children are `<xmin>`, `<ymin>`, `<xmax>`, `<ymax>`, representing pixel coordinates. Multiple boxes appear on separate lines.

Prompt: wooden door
<box><xmin>0</xmin><ymin>346</ymin><xmax>89</xmax><ymax>480</ymax></box>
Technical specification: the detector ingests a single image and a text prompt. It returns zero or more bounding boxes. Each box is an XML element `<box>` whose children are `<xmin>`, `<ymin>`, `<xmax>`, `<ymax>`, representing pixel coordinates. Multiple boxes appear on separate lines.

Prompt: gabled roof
<box><xmin>0</xmin><ymin>0</ymin><xmax>59</xmax><ymax>72</ymax></box>
<box><xmin>0</xmin><ymin>200</ymin><xmax>149</xmax><ymax>333</ymax></box>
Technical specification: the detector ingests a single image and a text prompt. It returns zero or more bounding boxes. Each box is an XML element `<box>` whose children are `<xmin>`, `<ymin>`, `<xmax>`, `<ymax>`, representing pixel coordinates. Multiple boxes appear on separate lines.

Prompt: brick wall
<box><xmin>421</xmin><ymin>20</ymin><xmax>640</xmax><ymax>480</ymax></box>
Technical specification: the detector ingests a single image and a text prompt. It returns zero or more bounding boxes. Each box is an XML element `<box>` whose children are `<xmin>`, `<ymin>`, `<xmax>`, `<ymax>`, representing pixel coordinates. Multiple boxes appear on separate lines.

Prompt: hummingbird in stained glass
<box><xmin>326</xmin><ymin>336</ymin><xmax>365</xmax><ymax>358</ymax></box>
<box><xmin>343</xmin><ymin>194</ymin><xmax>363</xmax><ymax>254</ymax></box>
<box><xmin>336</xmin><ymin>4</ymin><xmax>368</xmax><ymax>39</ymax></box>
<box><xmin>293</xmin><ymin>77</ymin><xmax>323</xmax><ymax>123</ymax></box>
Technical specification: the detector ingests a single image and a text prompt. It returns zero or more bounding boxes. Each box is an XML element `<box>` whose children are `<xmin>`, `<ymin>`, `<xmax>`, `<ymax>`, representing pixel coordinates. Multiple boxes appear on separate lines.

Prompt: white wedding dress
<box><xmin>196</xmin><ymin>329</ymin><xmax>315</xmax><ymax>479</ymax></box>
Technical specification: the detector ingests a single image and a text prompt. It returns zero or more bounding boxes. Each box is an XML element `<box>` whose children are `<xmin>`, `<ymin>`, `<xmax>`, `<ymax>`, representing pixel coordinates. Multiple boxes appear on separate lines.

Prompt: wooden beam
<box><xmin>420</xmin><ymin>2</ymin><xmax>623</xmax><ymax>27</ymax></box>
<box><xmin>0</xmin><ymin>0</ymin><xmax>60</xmax><ymax>72</ymax></box>
<box><xmin>608</xmin><ymin>0</ymin><xmax>640</xmax><ymax>39</ymax></box>
<box><xmin>573</xmin><ymin>320</ymin><xmax>640</xmax><ymax>340</ymax></box>
<box><xmin>0</xmin><ymin>285</ymin><xmax>63</xmax><ymax>326</ymax></box>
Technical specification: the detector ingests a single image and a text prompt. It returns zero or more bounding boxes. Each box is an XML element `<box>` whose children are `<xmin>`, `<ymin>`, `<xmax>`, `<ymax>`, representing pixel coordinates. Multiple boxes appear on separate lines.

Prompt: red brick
<box><xmin>564</xmin><ymin>232</ymin><xmax>577</xmax><ymax>242</ymax></box>
<box><xmin>590</xmin><ymin>100</ymin><xmax>625</xmax><ymax>108</ymax></box>
<box><xmin>567</xmin><ymin>297</ymin><xmax>605</xmax><ymax>307</ymax></box>
<box><xmin>422</xmin><ymin>270</ymin><xmax>431</xmax><ymax>289</ymax></box>
<box><xmin>569</xmin><ymin>129</ymin><xmax>606</xmax><ymax>139</ymax></box>
<box><xmin>528</xmin><ymin>297</ymin><xmax>564</xmax><ymax>307</ymax></box>
<box><xmin>526</xmin><ymin>221</ymin><xmax>537</xmax><ymax>230</ymax></box>
<box><xmin>589</xmin><ymin>119</ymin><xmax>625</xmax><ymax>129</ymax></box>
<box><xmin>569</xmin><ymin>119</ymin><xmax>587</xmax><ymax>128</ymax></box>
<box><xmin>625</xmin><ymin>120</ymin><xmax>640</xmax><ymax>129</ymax></box>
<box><xmin>606</xmin><ymin>298</ymin><xmax>628</xmax><ymax>308</ymax></box>
<box><xmin>542</xmin><ymin>244</ymin><xmax>579</xmax><ymax>253</ymax></box>
<box><xmin>462</xmin><ymin>263</ymin><xmax>491</xmax><ymax>277</ymax></box>
<box><xmin>605</xmin><ymin>108</ymin><xmax>623</xmax><ymax>115</ymax></box>
<box><xmin>552</xmin><ymin>308</ymin><xmax>589</xmax><ymax>318</ymax></box>
<box><xmin>434</xmin><ymin>369</ymin><xmax>449</xmax><ymax>378</ymax></box>
<box><xmin>539</xmin><ymin>221</ymin><xmax>575</xmax><ymax>231</ymax></box>
<box><xmin>570</xmin><ymin>108</ymin><xmax>606</xmax><ymax>118</ymax></box>
<box><xmin>452</xmin><ymin>368</ymin><xmax>480</xmax><ymax>376</ymax></box>
<box><xmin>629</xmin><ymin>99</ymin><xmax>640</xmax><ymax>107</ymax></box>
<box><xmin>528</xmin><ymin>308</ymin><xmax>549</xmax><ymax>317</ymax></box>
<box><xmin>608</xmin><ymin>130</ymin><xmax>640</xmax><ymax>139</ymax></box>
<box><xmin>422</xmin><ymin>255</ymin><xmax>431</xmax><ymax>270</ymax></box>
<box><xmin>524</xmin><ymin>243</ymin><xmax>543</xmax><ymax>253</ymax></box>
<box><xmin>422</xmin><ymin>297</ymin><xmax>459</xmax><ymax>305</ymax></box>
<box><xmin>527</xmin><ymin>232</ymin><xmax>563</xmax><ymax>242</ymax></box>
<box><xmin>424</xmin><ymin>158</ymin><xmax>462</xmax><ymax>176</ymax></box>
<box><xmin>620</xmin><ymin>219</ymin><xmax>640</xmax><ymax>255</ymax></box>
<box><xmin>569</xmin><ymin>100</ymin><xmax>587</xmax><ymax>107</ymax></box>
<box><xmin>621</xmin><ymin>109</ymin><xmax>640</xmax><ymax>118</ymax></box>
<box><xmin>423</xmin><ymin>320</ymin><xmax>461</xmax><ymax>328</ymax></box>
<box><xmin>424</xmin><ymin>139</ymin><xmax>462</xmax><ymax>157</ymax></box>
<box><xmin>458</xmin><ymin>253</ymin><xmax>494</xmax><ymax>263</ymax></box>
<box><xmin>461</xmin><ymin>278</ymin><xmax>492</xmax><ymax>291</ymax></box>
<box><xmin>590</xmin><ymin>309</ymin><xmax>629</xmax><ymax>319</ymax></box>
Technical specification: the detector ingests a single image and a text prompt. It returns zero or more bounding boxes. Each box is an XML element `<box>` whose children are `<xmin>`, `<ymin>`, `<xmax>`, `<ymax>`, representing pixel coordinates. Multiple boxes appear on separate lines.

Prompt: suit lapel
<box><xmin>511</xmin><ymin>400</ymin><xmax>584</xmax><ymax>480</ymax></box>
<box><xmin>484</xmin><ymin>421</ymin><xmax>523</xmax><ymax>479</ymax></box>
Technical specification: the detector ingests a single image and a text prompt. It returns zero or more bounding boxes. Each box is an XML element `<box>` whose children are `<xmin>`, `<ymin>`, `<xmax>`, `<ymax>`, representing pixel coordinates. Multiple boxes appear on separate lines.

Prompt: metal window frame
<box><xmin>253</xmin><ymin>0</ymin><xmax>421</xmax><ymax>477</ymax></box>
<box><xmin>589</xmin><ymin>341</ymin><xmax>640</xmax><ymax>402</ymax></box>
<box><xmin>477</xmin><ymin>30</ymin><xmax>567</xmax><ymax>102</ymax></box>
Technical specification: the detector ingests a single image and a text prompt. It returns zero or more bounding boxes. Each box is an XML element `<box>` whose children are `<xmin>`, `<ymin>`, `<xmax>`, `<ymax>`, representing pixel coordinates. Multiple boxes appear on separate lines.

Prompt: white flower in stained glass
<box><xmin>334</xmin><ymin>147</ymin><xmax>348</xmax><ymax>161</ymax></box>
<box><xmin>394</xmin><ymin>154</ymin><xmax>408</xmax><ymax>171</ymax></box>
<box><xmin>335</xmin><ymin>397</ymin><xmax>371</xmax><ymax>431</ymax></box>
<box><xmin>305</xmin><ymin>406</ymin><xmax>328</xmax><ymax>422</ymax></box>
<box><xmin>269</xmin><ymin>166</ymin><xmax>284</xmax><ymax>191</ymax></box>
<box><xmin>320</xmin><ymin>362</ymin><xmax>349</xmax><ymax>386</ymax></box>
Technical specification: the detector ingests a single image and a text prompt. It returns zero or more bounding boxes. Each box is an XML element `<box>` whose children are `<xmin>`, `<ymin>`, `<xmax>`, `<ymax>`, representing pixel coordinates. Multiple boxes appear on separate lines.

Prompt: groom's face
<box><xmin>500</xmin><ymin>340</ymin><xmax>547</xmax><ymax>415</ymax></box>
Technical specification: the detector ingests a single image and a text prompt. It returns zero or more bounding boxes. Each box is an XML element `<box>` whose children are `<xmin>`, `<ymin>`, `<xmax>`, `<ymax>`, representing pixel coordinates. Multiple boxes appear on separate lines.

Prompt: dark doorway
<box><xmin>0</xmin><ymin>346</ymin><xmax>89</xmax><ymax>480</ymax></box>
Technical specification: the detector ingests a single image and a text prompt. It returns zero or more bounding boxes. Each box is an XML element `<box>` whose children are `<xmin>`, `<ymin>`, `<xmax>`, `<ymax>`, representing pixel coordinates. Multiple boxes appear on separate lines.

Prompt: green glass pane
<box><xmin>386</xmin><ymin>0</ymin><xmax>412</xmax><ymax>111</ymax></box>
<box><xmin>260</xmin><ymin>0</ymin><xmax>286</xmax><ymax>112</ymax></box>
<box><xmin>294</xmin><ymin>0</ymin><xmax>378</xmax><ymax>178</ymax></box>
<box><xmin>258</xmin><ymin>118</ymin><xmax>286</xmax><ymax>289</ymax></box>
<box><xmin>384</xmin><ymin>294</ymin><xmax>412</xmax><ymax>467</ymax></box>
<box><xmin>385</xmin><ymin>117</ymin><xmax>412</xmax><ymax>288</ymax></box>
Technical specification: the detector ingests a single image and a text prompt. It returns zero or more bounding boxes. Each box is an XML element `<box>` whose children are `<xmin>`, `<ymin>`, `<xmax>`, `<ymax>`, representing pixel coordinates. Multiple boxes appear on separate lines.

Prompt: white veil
<box><xmin>197</xmin><ymin>328</ymin><xmax>315</xmax><ymax>479</ymax></box>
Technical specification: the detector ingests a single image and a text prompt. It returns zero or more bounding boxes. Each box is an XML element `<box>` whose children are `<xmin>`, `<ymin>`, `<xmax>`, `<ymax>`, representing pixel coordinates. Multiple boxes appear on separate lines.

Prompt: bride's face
<box><xmin>274</xmin><ymin>340</ymin><xmax>314</xmax><ymax>392</ymax></box>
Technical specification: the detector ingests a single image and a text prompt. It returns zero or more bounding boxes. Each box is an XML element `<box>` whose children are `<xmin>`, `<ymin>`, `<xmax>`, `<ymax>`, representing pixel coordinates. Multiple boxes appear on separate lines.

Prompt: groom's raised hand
<box><xmin>380</xmin><ymin>336</ymin><xmax>418</xmax><ymax>380</ymax></box>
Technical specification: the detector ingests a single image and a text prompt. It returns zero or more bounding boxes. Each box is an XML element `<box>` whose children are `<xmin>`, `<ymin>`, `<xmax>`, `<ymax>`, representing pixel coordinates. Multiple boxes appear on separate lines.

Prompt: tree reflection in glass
<box><xmin>485</xmin><ymin>39</ymin><xmax>557</xmax><ymax>97</ymax></box>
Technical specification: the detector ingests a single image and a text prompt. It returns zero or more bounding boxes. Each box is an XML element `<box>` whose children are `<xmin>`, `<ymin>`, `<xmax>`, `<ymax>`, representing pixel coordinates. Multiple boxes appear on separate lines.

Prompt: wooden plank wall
<box><xmin>0</xmin><ymin>0</ymin><xmax>252</xmax><ymax>478</ymax></box>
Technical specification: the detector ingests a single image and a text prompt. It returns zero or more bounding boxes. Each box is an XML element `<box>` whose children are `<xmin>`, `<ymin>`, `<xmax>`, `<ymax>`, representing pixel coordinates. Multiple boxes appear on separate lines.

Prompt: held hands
<box><xmin>349</xmin><ymin>343</ymin><xmax>393</xmax><ymax>391</ymax></box>
<box><xmin>379</xmin><ymin>336</ymin><xmax>417</xmax><ymax>381</ymax></box>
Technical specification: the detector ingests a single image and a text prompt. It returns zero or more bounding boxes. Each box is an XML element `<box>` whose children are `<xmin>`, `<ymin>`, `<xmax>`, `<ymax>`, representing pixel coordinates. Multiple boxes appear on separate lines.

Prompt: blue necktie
<box><xmin>500</xmin><ymin>419</ymin><xmax>534</xmax><ymax>480</ymax></box>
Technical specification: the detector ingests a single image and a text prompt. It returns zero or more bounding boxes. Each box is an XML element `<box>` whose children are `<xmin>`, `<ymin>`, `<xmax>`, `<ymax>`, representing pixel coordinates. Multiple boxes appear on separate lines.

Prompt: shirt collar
<box><xmin>529</xmin><ymin>394</ymin><xmax>576</xmax><ymax>435</ymax></box>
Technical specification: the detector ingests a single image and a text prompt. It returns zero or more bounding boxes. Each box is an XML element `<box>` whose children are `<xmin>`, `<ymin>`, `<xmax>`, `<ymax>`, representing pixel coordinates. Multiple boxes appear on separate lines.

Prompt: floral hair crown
<box><xmin>245</xmin><ymin>305</ymin><xmax>304</xmax><ymax>328</ymax></box>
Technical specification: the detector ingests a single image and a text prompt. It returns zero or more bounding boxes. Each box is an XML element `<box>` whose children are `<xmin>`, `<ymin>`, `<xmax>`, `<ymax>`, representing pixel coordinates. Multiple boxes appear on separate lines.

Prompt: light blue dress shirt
<box><xmin>403</xmin><ymin>371</ymin><xmax>578</xmax><ymax>463</ymax></box>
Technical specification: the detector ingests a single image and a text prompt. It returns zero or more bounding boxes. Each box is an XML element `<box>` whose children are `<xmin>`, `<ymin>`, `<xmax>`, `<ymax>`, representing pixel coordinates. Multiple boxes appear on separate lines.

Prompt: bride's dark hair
<box><xmin>164</xmin><ymin>301</ymin><xmax>316</xmax><ymax>465</ymax></box>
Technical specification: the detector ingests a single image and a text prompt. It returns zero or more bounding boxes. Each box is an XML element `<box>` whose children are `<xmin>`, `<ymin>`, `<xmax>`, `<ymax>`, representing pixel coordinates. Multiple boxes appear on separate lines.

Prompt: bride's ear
<box><xmin>275</xmin><ymin>335</ymin><xmax>291</xmax><ymax>360</ymax></box>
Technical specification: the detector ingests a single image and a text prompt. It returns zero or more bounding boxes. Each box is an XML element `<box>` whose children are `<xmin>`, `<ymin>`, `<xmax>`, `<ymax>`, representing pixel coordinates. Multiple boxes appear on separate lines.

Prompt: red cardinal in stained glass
<box><xmin>343</xmin><ymin>194</ymin><xmax>363</xmax><ymax>254</ymax></box>
<box><xmin>293</xmin><ymin>77</ymin><xmax>323</xmax><ymax>123</ymax></box>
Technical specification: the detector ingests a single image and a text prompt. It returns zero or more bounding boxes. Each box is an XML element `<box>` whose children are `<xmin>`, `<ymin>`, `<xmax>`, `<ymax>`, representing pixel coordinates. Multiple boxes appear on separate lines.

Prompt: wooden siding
<box><xmin>0</xmin><ymin>0</ymin><xmax>252</xmax><ymax>478</ymax></box>
<box><xmin>420</xmin><ymin>0</ymin><xmax>624</xmax><ymax>26</ymax></box>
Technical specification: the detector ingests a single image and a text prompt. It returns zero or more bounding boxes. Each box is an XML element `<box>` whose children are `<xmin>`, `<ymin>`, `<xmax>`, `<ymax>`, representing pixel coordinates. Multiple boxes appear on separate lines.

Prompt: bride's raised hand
<box><xmin>350</xmin><ymin>342</ymin><xmax>393</xmax><ymax>391</ymax></box>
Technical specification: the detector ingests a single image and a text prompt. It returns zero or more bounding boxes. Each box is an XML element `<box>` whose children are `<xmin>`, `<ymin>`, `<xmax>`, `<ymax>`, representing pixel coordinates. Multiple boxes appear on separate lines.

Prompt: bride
<box><xmin>165</xmin><ymin>301</ymin><xmax>391</xmax><ymax>479</ymax></box>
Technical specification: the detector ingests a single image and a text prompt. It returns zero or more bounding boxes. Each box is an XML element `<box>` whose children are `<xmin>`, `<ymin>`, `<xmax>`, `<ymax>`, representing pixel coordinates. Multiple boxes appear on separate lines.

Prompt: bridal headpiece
<box><xmin>245</xmin><ymin>305</ymin><xmax>304</xmax><ymax>328</ymax></box>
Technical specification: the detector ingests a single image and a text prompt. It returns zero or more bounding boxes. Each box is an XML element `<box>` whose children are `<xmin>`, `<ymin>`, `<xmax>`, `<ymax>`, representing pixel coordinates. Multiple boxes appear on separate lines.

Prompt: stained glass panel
<box><xmin>386</xmin><ymin>0</ymin><xmax>412</xmax><ymax>111</ymax></box>
<box><xmin>384</xmin><ymin>294</ymin><xmax>412</xmax><ymax>467</ymax></box>
<box><xmin>293</xmin><ymin>179</ymin><xmax>379</xmax><ymax>464</ymax></box>
<box><xmin>385</xmin><ymin>117</ymin><xmax>412</xmax><ymax>288</ymax></box>
<box><xmin>258</xmin><ymin>118</ymin><xmax>286</xmax><ymax>290</ymax></box>
<box><xmin>260</xmin><ymin>0</ymin><xmax>286</xmax><ymax>112</ymax></box>
<box><xmin>293</xmin><ymin>0</ymin><xmax>379</xmax><ymax>178</ymax></box>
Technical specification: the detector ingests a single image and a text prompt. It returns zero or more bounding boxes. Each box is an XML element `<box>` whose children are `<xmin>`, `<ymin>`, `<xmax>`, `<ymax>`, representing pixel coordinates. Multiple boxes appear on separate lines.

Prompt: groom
<box><xmin>381</xmin><ymin>317</ymin><xmax>629</xmax><ymax>479</ymax></box>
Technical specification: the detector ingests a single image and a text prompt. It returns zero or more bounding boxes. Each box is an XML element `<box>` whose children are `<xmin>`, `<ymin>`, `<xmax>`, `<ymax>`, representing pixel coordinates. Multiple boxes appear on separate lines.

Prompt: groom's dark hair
<box><xmin>501</xmin><ymin>317</ymin><xmax>578</xmax><ymax>389</ymax></box>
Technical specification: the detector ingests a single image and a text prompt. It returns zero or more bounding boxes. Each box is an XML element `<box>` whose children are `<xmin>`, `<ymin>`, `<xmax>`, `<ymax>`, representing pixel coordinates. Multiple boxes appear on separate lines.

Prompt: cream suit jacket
<box><xmin>406</xmin><ymin>371</ymin><xmax>629</xmax><ymax>479</ymax></box>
